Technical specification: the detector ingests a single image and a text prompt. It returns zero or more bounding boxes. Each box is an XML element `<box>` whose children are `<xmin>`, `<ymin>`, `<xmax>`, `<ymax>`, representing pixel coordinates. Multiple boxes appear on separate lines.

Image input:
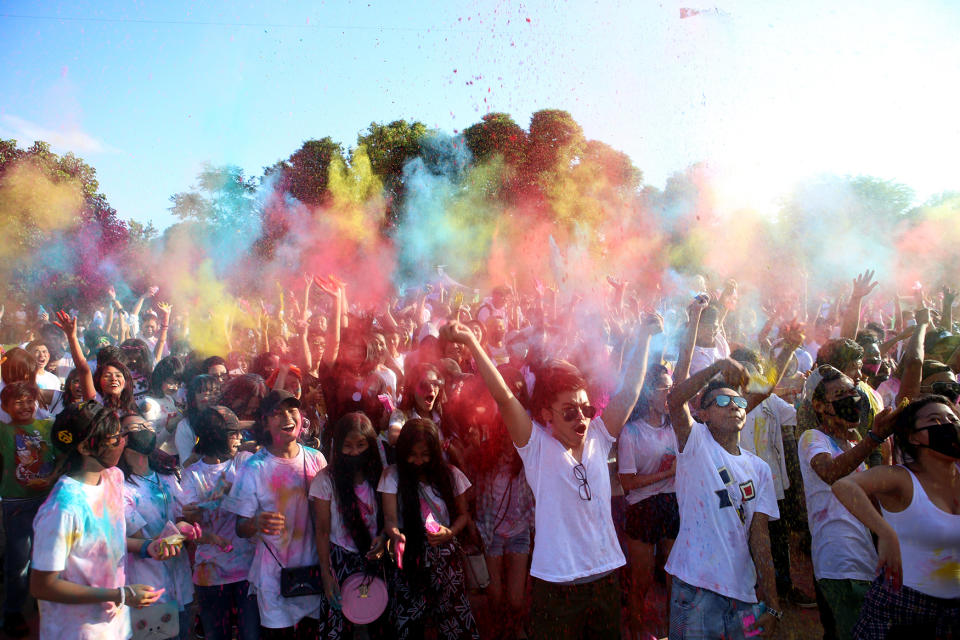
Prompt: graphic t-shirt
<box><xmin>123</xmin><ymin>472</ymin><xmax>194</xmax><ymax>610</ymax></box>
<box><xmin>181</xmin><ymin>453</ymin><xmax>256</xmax><ymax>586</ymax></box>
<box><xmin>665</xmin><ymin>422</ymin><xmax>779</xmax><ymax>603</ymax></box>
<box><xmin>0</xmin><ymin>419</ymin><xmax>57</xmax><ymax>499</ymax></box>
<box><xmin>377</xmin><ymin>464</ymin><xmax>471</xmax><ymax>528</ymax></box>
<box><xmin>617</xmin><ymin>418</ymin><xmax>678</xmax><ymax>504</ymax></box>
<box><xmin>798</xmin><ymin>429</ymin><xmax>877</xmax><ymax>581</ymax></box>
<box><xmin>32</xmin><ymin>467</ymin><xmax>131</xmax><ymax>640</ymax></box>
<box><xmin>309</xmin><ymin>469</ymin><xmax>379</xmax><ymax>554</ymax></box>
<box><xmin>223</xmin><ymin>446</ymin><xmax>327</xmax><ymax>629</ymax></box>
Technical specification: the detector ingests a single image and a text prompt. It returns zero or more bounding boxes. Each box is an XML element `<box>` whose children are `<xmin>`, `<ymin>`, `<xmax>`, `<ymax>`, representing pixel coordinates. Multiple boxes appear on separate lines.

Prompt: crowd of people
<box><xmin>0</xmin><ymin>270</ymin><xmax>957</xmax><ymax>640</ymax></box>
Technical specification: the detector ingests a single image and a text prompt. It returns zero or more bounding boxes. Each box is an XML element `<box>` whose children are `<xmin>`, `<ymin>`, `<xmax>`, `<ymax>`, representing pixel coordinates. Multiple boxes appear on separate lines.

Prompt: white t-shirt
<box><xmin>174</xmin><ymin>418</ymin><xmax>196</xmax><ymax>462</ymax></box>
<box><xmin>516</xmin><ymin>418</ymin><xmax>626</xmax><ymax>583</ymax></box>
<box><xmin>739</xmin><ymin>395</ymin><xmax>796</xmax><ymax>501</ymax></box>
<box><xmin>36</xmin><ymin>369</ymin><xmax>62</xmax><ymax>391</ymax></box>
<box><xmin>32</xmin><ymin>467</ymin><xmax>131</xmax><ymax>640</ymax></box>
<box><xmin>617</xmin><ymin>418</ymin><xmax>678</xmax><ymax>504</ymax></box>
<box><xmin>374</xmin><ymin>367</ymin><xmax>398</xmax><ymax>403</ymax></box>
<box><xmin>123</xmin><ymin>472</ymin><xmax>194</xmax><ymax>610</ymax></box>
<box><xmin>309</xmin><ymin>469</ymin><xmax>379</xmax><ymax>554</ymax></box>
<box><xmin>689</xmin><ymin>334</ymin><xmax>730</xmax><ymax>376</ymax></box>
<box><xmin>180</xmin><ymin>453</ymin><xmax>257</xmax><ymax>587</ymax></box>
<box><xmin>797</xmin><ymin>429</ymin><xmax>877</xmax><ymax>581</ymax></box>
<box><xmin>377</xmin><ymin>464</ymin><xmax>471</xmax><ymax>528</ymax></box>
<box><xmin>876</xmin><ymin>378</ymin><xmax>900</xmax><ymax>410</ymax></box>
<box><xmin>223</xmin><ymin>446</ymin><xmax>327</xmax><ymax>629</ymax></box>
<box><xmin>665</xmin><ymin>422</ymin><xmax>779</xmax><ymax>603</ymax></box>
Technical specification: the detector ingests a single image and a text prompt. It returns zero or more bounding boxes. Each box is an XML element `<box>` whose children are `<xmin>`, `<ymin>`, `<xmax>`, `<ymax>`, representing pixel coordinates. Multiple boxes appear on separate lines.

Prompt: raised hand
<box><xmin>439</xmin><ymin>320</ymin><xmax>475</xmax><ymax>345</ymax></box>
<box><xmin>851</xmin><ymin>270</ymin><xmax>879</xmax><ymax>299</ymax></box>
<box><xmin>157</xmin><ymin>302</ymin><xmax>172</xmax><ymax>324</ymax></box>
<box><xmin>145</xmin><ymin>286</ymin><xmax>159</xmax><ymax>298</ymax></box>
<box><xmin>942</xmin><ymin>286</ymin><xmax>957</xmax><ymax>306</ymax></box>
<box><xmin>915</xmin><ymin>307</ymin><xmax>931</xmax><ymax>327</ymax></box>
<box><xmin>719</xmin><ymin>358</ymin><xmax>750</xmax><ymax>390</ymax></box>
<box><xmin>639</xmin><ymin>312</ymin><xmax>664</xmax><ymax>336</ymax></box>
<box><xmin>107</xmin><ymin>286</ymin><xmax>116</xmax><ymax>300</ymax></box>
<box><xmin>779</xmin><ymin>320</ymin><xmax>806</xmax><ymax>347</ymax></box>
<box><xmin>689</xmin><ymin>293</ymin><xmax>710</xmax><ymax>318</ymax></box>
<box><xmin>313</xmin><ymin>275</ymin><xmax>339</xmax><ymax>297</ymax></box>
<box><xmin>52</xmin><ymin>310</ymin><xmax>79</xmax><ymax>339</ymax></box>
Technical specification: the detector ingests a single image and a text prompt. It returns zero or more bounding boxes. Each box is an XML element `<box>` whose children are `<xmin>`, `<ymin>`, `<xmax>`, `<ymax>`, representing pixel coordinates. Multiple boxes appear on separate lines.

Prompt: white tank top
<box><xmin>881</xmin><ymin>467</ymin><xmax>960</xmax><ymax>598</ymax></box>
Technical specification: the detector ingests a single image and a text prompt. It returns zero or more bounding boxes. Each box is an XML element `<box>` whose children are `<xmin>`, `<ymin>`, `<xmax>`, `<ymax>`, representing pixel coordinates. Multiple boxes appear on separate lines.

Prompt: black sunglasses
<box><xmin>554</xmin><ymin>403</ymin><xmax>597</xmax><ymax>422</ymax></box>
<box><xmin>704</xmin><ymin>394</ymin><xmax>748</xmax><ymax>410</ymax></box>
<box><xmin>573</xmin><ymin>462</ymin><xmax>592</xmax><ymax>501</ymax></box>
<box><xmin>931</xmin><ymin>381</ymin><xmax>960</xmax><ymax>396</ymax></box>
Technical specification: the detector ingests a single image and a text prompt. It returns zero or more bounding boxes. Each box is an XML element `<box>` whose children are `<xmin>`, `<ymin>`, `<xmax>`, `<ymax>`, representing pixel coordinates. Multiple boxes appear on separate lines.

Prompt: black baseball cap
<box><xmin>52</xmin><ymin>401</ymin><xmax>115</xmax><ymax>454</ymax></box>
<box><xmin>257</xmin><ymin>390</ymin><xmax>300</xmax><ymax>420</ymax></box>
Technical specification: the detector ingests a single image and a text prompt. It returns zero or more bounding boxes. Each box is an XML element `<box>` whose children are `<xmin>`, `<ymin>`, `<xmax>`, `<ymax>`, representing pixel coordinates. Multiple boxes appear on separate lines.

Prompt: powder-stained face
<box><xmin>267</xmin><ymin>404</ymin><xmax>302</xmax><ymax>447</ymax></box>
<box><xmin>414</xmin><ymin>371</ymin><xmax>442</xmax><ymax>414</ymax></box>
<box><xmin>542</xmin><ymin>388</ymin><xmax>593</xmax><ymax>449</ymax></box>
<box><xmin>99</xmin><ymin>365</ymin><xmax>125</xmax><ymax>397</ymax></box>
<box><xmin>141</xmin><ymin>317</ymin><xmax>159</xmax><ymax>338</ymax></box>
<box><xmin>31</xmin><ymin>344</ymin><xmax>50</xmax><ymax>370</ymax></box>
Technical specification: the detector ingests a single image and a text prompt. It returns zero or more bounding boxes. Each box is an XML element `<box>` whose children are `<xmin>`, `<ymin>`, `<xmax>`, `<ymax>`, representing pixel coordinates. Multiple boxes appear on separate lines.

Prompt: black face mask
<box><xmin>339</xmin><ymin>451</ymin><xmax>369</xmax><ymax>472</ymax></box>
<box><xmin>916</xmin><ymin>423</ymin><xmax>960</xmax><ymax>459</ymax></box>
<box><xmin>831</xmin><ymin>394</ymin><xmax>862</xmax><ymax>424</ymax></box>
<box><xmin>126</xmin><ymin>429</ymin><xmax>157</xmax><ymax>456</ymax></box>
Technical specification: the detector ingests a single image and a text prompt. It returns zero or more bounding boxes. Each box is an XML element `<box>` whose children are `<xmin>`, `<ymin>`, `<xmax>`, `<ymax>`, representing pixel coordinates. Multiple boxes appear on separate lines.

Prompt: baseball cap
<box><xmin>257</xmin><ymin>390</ymin><xmax>300</xmax><ymax>420</ymax></box>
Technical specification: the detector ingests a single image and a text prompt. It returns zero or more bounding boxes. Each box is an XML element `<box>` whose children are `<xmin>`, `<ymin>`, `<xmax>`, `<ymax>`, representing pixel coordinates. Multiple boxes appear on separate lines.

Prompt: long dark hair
<box><xmin>185</xmin><ymin>374</ymin><xmax>221</xmax><ymax>425</ymax></box>
<box><xmin>330</xmin><ymin>413</ymin><xmax>383</xmax><ymax>555</ymax></box>
<box><xmin>395</xmin><ymin>418</ymin><xmax>458</xmax><ymax>584</ymax></box>
<box><xmin>119</xmin><ymin>338</ymin><xmax>154</xmax><ymax>381</ymax></box>
<box><xmin>94</xmin><ymin>360</ymin><xmax>136</xmax><ymax>413</ymax></box>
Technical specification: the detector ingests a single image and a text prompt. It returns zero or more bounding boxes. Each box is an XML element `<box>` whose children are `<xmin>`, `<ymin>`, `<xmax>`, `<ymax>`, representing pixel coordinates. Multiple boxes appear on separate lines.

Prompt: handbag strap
<box><xmin>261</xmin><ymin>449</ymin><xmax>314</xmax><ymax>570</ymax></box>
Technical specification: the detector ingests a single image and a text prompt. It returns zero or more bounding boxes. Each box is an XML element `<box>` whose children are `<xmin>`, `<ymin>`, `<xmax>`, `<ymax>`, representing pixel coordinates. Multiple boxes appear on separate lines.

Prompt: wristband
<box><xmin>118</xmin><ymin>585</ymin><xmax>125</xmax><ymax>607</ymax></box>
<box><xmin>139</xmin><ymin>539</ymin><xmax>153</xmax><ymax>559</ymax></box>
<box><xmin>866</xmin><ymin>430</ymin><xmax>886</xmax><ymax>444</ymax></box>
<box><xmin>764</xmin><ymin>605</ymin><xmax>783</xmax><ymax>620</ymax></box>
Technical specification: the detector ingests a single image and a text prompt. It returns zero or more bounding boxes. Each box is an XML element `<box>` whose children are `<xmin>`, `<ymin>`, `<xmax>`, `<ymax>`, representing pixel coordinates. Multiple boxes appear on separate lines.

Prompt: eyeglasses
<box><xmin>553</xmin><ymin>403</ymin><xmax>597</xmax><ymax>422</ymax></box>
<box><xmin>573</xmin><ymin>462</ymin><xmax>592</xmax><ymax>501</ymax></box>
<box><xmin>703</xmin><ymin>394</ymin><xmax>748</xmax><ymax>410</ymax></box>
<box><xmin>226</xmin><ymin>430</ymin><xmax>244</xmax><ymax>440</ymax></box>
<box><xmin>102</xmin><ymin>431</ymin><xmax>128</xmax><ymax>448</ymax></box>
<box><xmin>211</xmin><ymin>373</ymin><xmax>229</xmax><ymax>382</ymax></box>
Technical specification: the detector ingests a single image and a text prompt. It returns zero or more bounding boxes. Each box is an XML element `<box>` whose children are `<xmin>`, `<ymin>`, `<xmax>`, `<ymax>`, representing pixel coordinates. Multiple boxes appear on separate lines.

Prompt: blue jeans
<box><xmin>3</xmin><ymin>496</ymin><xmax>44</xmax><ymax>617</ymax></box>
<box><xmin>195</xmin><ymin>581</ymin><xmax>260</xmax><ymax>640</ymax></box>
<box><xmin>669</xmin><ymin>577</ymin><xmax>759</xmax><ymax>640</ymax></box>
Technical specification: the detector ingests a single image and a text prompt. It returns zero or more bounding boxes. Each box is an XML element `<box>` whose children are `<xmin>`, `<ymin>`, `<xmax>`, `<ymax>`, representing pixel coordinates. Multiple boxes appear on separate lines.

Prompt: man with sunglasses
<box><xmin>442</xmin><ymin>315</ymin><xmax>662</xmax><ymax>640</ymax></box>
<box><xmin>666</xmin><ymin>357</ymin><xmax>782</xmax><ymax>639</ymax></box>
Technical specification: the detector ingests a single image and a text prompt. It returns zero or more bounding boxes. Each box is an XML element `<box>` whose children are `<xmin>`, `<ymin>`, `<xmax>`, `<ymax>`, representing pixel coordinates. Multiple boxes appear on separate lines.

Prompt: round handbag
<box><xmin>340</xmin><ymin>572</ymin><xmax>388</xmax><ymax>624</ymax></box>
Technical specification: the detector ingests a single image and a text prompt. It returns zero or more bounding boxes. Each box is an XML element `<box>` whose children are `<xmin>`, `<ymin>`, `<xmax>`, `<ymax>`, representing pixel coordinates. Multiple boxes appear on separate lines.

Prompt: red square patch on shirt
<box><xmin>739</xmin><ymin>479</ymin><xmax>756</xmax><ymax>502</ymax></box>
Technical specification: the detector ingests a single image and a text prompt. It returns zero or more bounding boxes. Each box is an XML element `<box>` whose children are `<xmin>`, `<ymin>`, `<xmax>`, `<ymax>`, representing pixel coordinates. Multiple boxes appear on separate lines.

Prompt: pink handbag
<box><xmin>340</xmin><ymin>572</ymin><xmax>388</xmax><ymax>624</ymax></box>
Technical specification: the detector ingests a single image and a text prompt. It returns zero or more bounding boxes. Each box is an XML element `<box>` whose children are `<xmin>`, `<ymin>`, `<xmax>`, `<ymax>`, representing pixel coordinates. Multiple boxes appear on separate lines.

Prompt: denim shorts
<box><xmin>670</xmin><ymin>577</ymin><xmax>759</xmax><ymax>640</ymax></box>
<box><xmin>486</xmin><ymin>530</ymin><xmax>531</xmax><ymax>556</ymax></box>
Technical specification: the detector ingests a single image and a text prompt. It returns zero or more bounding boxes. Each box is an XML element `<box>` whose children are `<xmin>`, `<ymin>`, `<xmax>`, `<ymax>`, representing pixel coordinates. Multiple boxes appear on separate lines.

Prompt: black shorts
<box><xmin>624</xmin><ymin>492</ymin><xmax>679</xmax><ymax>544</ymax></box>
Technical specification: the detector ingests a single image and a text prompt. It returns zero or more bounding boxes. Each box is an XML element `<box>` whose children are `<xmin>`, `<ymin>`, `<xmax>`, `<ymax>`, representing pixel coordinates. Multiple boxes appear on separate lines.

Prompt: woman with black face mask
<box><xmin>833</xmin><ymin>396</ymin><xmax>960</xmax><ymax>639</ymax></box>
<box><xmin>119</xmin><ymin>414</ymin><xmax>197</xmax><ymax>639</ymax></box>
<box><xmin>307</xmin><ymin>412</ymin><xmax>387</xmax><ymax>639</ymax></box>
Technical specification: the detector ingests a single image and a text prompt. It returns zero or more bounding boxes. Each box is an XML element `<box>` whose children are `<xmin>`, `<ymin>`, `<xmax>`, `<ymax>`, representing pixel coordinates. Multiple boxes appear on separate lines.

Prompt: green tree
<box><xmin>169</xmin><ymin>163</ymin><xmax>258</xmax><ymax>227</ymax></box>
<box><xmin>463</xmin><ymin>112</ymin><xmax>528</xmax><ymax>166</ymax></box>
<box><xmin>264</xmin><ymin>137</ymin><xmax>345</xmax><ymax>207</ymax></box>
<box><xmin>357</xmin><ymin>120</ymin><xmax>428</xmax><ymax>216</ymax></box>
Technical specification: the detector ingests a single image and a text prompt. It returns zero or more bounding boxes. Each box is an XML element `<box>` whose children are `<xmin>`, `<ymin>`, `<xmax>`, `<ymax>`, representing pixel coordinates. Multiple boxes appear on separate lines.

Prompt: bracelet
<box><xmin>866</xmin><ymin>430</ymin><xmax>886</xmax><ymax>444</ymax></box>
<box><xmin>125</xmin><ymin>585</ymin><xmax>135</xmax><ymax>605</ymax></box>
<box><xmin>160</xmin><ymin>324</ymin><xmax>169</xmax><ymax>329</ymax></box>
<box><xmin>139</xmin><ymin>539</ymin><xmax>153</xmax><ymax>559</ymax></box>
<box><xmin>118</xmin><ymin>585</ymin><xmax>125</xmax><ymax>607</ymax></box>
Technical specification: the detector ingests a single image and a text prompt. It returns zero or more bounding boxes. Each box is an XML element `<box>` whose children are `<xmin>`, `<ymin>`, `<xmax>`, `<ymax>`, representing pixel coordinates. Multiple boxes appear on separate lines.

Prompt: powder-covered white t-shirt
<box><xmin>223</xmin><ymin>445</ymin><xmax>327</xmax><ymax>629</ymax></box>
<box><xmin>617</xmin><ymin>418</ymin><xmax>678</xmax><ymax>504</ymax></box>
<box><xmin>309</xmin><ymin>469</ymin><xmax>379</xmax><ymax>554</ymax></box>
<box><xmin>377</xmin><ymin>464</ymin><xmax>471</xmax><ymax>528</ymax></box>
<box><xmin>180</xmin><ymin>453</ymin><xmax>256</xmax><ymax>586</ymax></box>
<box><xmin>36</xmin><ymin>369</ymin><xmax>62</xmax><ymax>391</ymax></box>
<box><xmin>665</xmin><ymin>422</ymin><xmax>779</xmax><ymax>603</ymax></box>
<box><xmin>739</xmin><ymin>395</ymin><xmax>796</xmax><ymax>501</ymax></box>
<box><xmin>798</xmin><ymin>429</ymin><xmax>877</xmax><ymax>581</ymax></box>
<box><xmin>123</xmin><ymin>472</ymin><xmax>194</xmax><ymax>610</ymax></box>
<box><xmin>689</xmin><ymin>334</ymin><xmax>730</xmax><ymax>376</ymax></box>
<box><xmin>174</xmin><ymin>418</ymin><xmax>196</xmax><ymax>463</ymax></box>
<box><xmin>516</xmin><ymin>418</ymin><xmax>626</xmax><ymax>583</ymax></box>
<box><xmin>32</xmin><ymin>466</ymin><xmax>131</xmax><ymax>640</ymax></box>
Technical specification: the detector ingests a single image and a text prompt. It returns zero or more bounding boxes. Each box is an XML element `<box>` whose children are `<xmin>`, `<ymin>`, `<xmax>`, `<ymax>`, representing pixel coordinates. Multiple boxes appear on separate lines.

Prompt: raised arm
<box><xmin>674</xmin><ymin>295</ymin><xmax>709</xmax><ymax>384</ymax></box>
<box><xmin>744</xmin><ymin>321</ymin><xmax>803</xmax><ymax>414</ymax></box>
<box><xmin>441</xmin><ymin>321</ymin><xmax>533</xmax><ymax>447</ymax></box>
<box><xmin>153</xmin><ymin>302</ymin><xmax>171</xmax><ymax>360</ymax></box>
<box><xmin>53</xmin><ymin>311</ymin><xmax>96</xmax><ymax>401</ymax></box>
<box><xmin>130</xmin><ymin>286</ymin><xmax>158</xmax><ymax>319</ymax></box>
<box><xmin>841</xmin><ymin>270</ymin><xmax>878</xmax><ymax>339</ymax></box>
<box><xmin>941</xmin><ymin>286</ymin><xmax>956</xmax><ymax>333</ymax></box>
<box><xmin>603</xmin><ymin>315</ymin><xmax>663</xmax><ymax>439</ymax></box>
<box><xmin>313</xmin><ymin>276</ymin><xmax>342</xmax><ymax>367</ymax></box>
<box><xmin>896</xmin><ymin>307</ymin><xmax>929</xmax><ymax>404</ymax></box>
<box><xmin>668</xmin><ymin>358</ymin><xmax>748</xmax><ymax>452</ymax></box>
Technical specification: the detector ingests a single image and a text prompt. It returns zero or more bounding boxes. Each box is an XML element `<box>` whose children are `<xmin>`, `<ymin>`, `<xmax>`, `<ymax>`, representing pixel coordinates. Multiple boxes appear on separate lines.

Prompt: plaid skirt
<box><xmin>853</xmin><ymin>576</ymin><xmax>960</xmax><ymax>640</ymax></box>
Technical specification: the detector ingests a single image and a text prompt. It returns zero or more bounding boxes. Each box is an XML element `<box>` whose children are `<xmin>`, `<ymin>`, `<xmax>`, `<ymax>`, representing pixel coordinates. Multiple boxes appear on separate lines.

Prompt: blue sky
<box><xmin>2</xmin><ymin>0</ymin><xmax>959</xmax><ymax>229</ymax></box>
